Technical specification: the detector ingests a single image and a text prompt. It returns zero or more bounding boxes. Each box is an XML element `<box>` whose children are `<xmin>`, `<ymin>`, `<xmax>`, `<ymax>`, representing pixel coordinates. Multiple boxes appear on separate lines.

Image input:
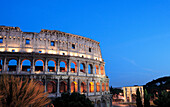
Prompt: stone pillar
<box><xmin>3</xmin><ymin>57</ymin><xmax>7</xmax><ymax>72</ymax></box>
<box><xmin>44</xmin><ymin>58</ymin><xmax>48</xmax><ymax>73</ymax></box>
<box><xmin>100</xmin><ymin>82</ymin><xmax>102</xmax><ymax>95</ymax></box>
<box><xmin>67</xmin><ymin>59</ymin><xmax>70</xmax><ymax>74</ymax></box>
<box><xmin>94</xmin><ymin>80</ymin><xmax>96</xmax><ymax>95</ymax></box>
<box><xmin>57</xmin><ymin>78</ymin><xmax>60</xmax><ymax>96</ymax></box>
<box><xmin>31</xmin><ymin>58</ymin><xmax>35</xmax><ymax>74</ymax></box>
<box><xmin>17</xmin><ymin>57</ymin><xmax>21</xmax><ymax>74</ymax></box>
<box><xmin>77</xmin><ymin>60</ymin><xmax>80</xmax><ymax>75</ymax></box>
<box><xmin>87</xmin><ymin>80</ymin><xmax>89</xmax><ymax>96</ymax></box>
<box><xmin>68</xmin><ymin>78</ymin><xmax>71</xmax><ymax>93</ymax></box>
<box><xmin>98</xmin><ymin>64</ymin><xmax>101</xmax><ymax>75</ymax></box>
<box><xmin>93</xmin><ymin>63</ymin><xmax>95</xmax><ymax>75</ymax></box>
<box><xmin>85</xmin><ymin>62</ymin><xmax>88</xmax><ymax>76</ymax></box>
<box><xmin>56</xmin><ymin>59</ymin><xmax>59</xmax><ymax>73</ymax></box>
<box><xmin>123</xmin><ymin>87</ymin><xmax>127</xmax><ymax>102</ymax></box>
<box><xmin>129</xmin><ymin>88</ymin><xmax>132</xmax><ymax>102</ymax></box>
<box><xmin>78</xmin><ymin>79</ymin><xmax>81</xmax><ymax>93</ymax></box>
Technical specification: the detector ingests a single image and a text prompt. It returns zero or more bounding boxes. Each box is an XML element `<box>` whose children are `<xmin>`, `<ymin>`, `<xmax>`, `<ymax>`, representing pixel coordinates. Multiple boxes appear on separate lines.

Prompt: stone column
<box><xmin>56</xmin><ymin>59</ymin><xmax>60</xmax><ymax>73</ymax></box>
<box><xmin>17</xmin><ymin>57</ymin><xmax>21</xmax><ymax>74</ymax></box>
<box><xmin>100</xmin><ymin>82</ymin><xmax>102</xmax><ymax>95</ymax></box>
<box><xmin>129</xmin><ymin>88</ymin><xmax>132</xmax><ymax>102</ymax></box>
<box><xmin>67</xmin><ymin>78</ymin><xmax>71</xmax><ymax>93</ymax></box>
<box><xmin>77</xmin><ymin>60</ymin><xmax>80</xmax><ymax>75</ymax></box>
<box><xmin>57</xmin><ymin>78</ymin><xmax>60</xmax><ymax>96</ymax></box>
<box><xmin>67</xmin><ymin>59</ymin><xmax>70</xmax><ymax>74</ymax></box>
<box><xmin>94</xmin><ymin>80</ymin><xmax>96</xmax><ymax>95</ymax></box>
<box><xmin>78</xmin><ymin>79</ymin><xmax>81</xmax><ymax>93</ymax></box>
<box><xmin>31</xmin><ymin>58</ymin><xmax>35</xmax><ymax>74</ymax></box>
<box><xmin>93</xmin><ymin>63</ymin><xmax>95</xmax><ymax>75</ymax></box>
<box><xmin>3</xmin><ymin>57</ymin><xmax>7</xmax><ymax>72</ymax></box>
<box><xmin>44</xmin><ymin>58</ymin><xmax>48</xmax><ymax>73</ymax></box>
<box><xmin>98</xmin><ymin>64</ymin><xmax>101</xmax><ymax>75</ymax></box>
<box><xmin>87</xmin><ymin>80</ymin><xmax>89</xmax><ymax>96</ymax></box>
<box><xmin>123</xmin><ymin>87</ymin><xmax>127</xmax><ymax>102</ymax></box>
<box><xmin>85</xmin><ymin>62</ymin><xmax>88</xmax><ymax>76</ymax></box>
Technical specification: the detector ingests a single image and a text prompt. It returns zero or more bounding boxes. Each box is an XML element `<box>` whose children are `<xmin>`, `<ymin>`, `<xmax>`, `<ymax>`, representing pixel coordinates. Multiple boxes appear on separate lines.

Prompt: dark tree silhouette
<box><xmin>53</xmin><ymin>92</ymin><xmax>94</xmax><ymax>107</ymax></box>
<box><xmin>136</xmin><ymin>88</ymin><xmax>143</xmax><ymax>107</ymax></box>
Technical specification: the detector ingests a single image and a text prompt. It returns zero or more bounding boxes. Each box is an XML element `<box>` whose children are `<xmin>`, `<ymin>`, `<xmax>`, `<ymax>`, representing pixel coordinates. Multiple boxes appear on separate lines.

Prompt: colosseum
<box><xmin>0</xmin><ymin>26</ymin><xmax>111</xmax><ymax>107</ymax></box>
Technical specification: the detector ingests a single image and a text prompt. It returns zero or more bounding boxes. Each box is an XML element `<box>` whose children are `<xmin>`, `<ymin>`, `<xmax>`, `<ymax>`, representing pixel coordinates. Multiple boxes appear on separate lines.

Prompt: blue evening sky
<box><xmin>1</xmin><ymin>0</ymin><xmax>170</xmax><ymax>87</ymax></box>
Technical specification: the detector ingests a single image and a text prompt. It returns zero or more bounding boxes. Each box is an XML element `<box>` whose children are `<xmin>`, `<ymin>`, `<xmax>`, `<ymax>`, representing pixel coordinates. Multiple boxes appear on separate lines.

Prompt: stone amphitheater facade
<box><xmin>0</xmin><ymin>26</ymin><xmax>111</xmax><ymax>107</ymax></box>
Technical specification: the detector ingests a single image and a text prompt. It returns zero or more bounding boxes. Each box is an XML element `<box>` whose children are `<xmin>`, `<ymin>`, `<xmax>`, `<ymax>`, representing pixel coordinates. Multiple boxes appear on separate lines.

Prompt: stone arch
<box><xmin>96</xmin><ymin>82</ymin><xmax>100</xmax><ymax>92</ymax></box>
<box><xmin>88</xmin><ymin>64</ymin><xmax>93</xmax><ymax>74</ymax></box>
<box><xmin>48</xmin><ymin>60</ymin><xmax>56</xmax><ymax>72</ymax></box>
<box><xmin>81</xmin><ymin>82</ymin><xmax>87</xmax><ymax>93</ymax></box>
<box><xmin>60</xmin><ymin>60</ymin><xmax>67</xmax><ymax>72</ymax></box>
<box><xmin>102</xmin><ymin>83</ymin><xmax>105</xmax><ymax>92</ymax></box>
<box><xmin>8</xmin><ymin>59</ymin><xmax>17</xmax><ymax>71</ymax></box>
<box><xmin>71</xmin><ymin>61</ymin><xmax>77</xmax><ymax>73</ymax></box>
<box><xmin>97</xmin><ymin>100</ymin><xmax>101</xmax><ymax>107</ymax></box>
<box><xmin>80</xmin><ymin>63</ymin><xmax>85</xmax><ymax>73</ymax></box>
<box><xmin>47</xmin><ymin>81</ymin><xmax>56</xmax><ymax>93</ymax></box>
<box><xmin>95</xmin><ymin>65</ymin><xmax>99</xmax><ymax>74</ymax></box>
<box><xmin>89</xmin><ymin>82</ymin><xmax>94</xmax><ymax>92</ymax></box>
<box><xmin>60</xmin><ymin>81</ymin><xmax>67</xmax><ymax>93</ymax></box>
<box><xmin>71</xmin><ymin>81</ymin><xmax>78</xmax><ymax>93</ymax></box>
<box><xmin>102</xmin><ymin>100</ymin><xmax>106</xmax><ymax>107</ymax></box>
<box><xmin>35</xmin><ymin>59</ymin><xmax>44</xmax><ymax>71</ymax></box>
<box><xmin>21</xmin><ymin>59</ymin><xmax>31</xmax><ymax>72</ymax></box>
<box><xmin>100</xmin><ymin>66</ymin><xmax>104</xmax><ymax>75</ymax></box>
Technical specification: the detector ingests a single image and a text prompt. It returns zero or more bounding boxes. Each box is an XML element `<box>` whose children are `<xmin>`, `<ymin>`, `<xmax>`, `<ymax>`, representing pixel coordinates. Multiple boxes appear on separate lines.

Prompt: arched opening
<box><xmin>97</xmin><ymin>100</ymin><xmax>101</xmax><ymax>107</ymax></box>
<box><xmin>96</xmin><ymin>82</ymin><xmax>100</xmax><ymax>92</ymax></box>
<box><xmin>47</xmin><ymin>81</ymin><xmax>56</xmax><ymax>93</ymax></box>
<box><xmin>8</xmin><ymin>59</ymin><xmax>17</xmax><ymax>71</ymax></box>
<box><xmin>35</xmin><ymin>60</ymin><xmax>44</xmax><ymax>71</ymax></box>
<box><xmin>102</xmin><ymin>83</ymin><xmax>105</xmax><ymax>92</ymax></box>
<box><xmin>81</xmin><ymin>82</ymin><xmax>87</xmax><ymax>93</ymax></box>
<box><xmin>71</xmin><ymin>62</ymin><xmax>77</xmax><ymax>73</ymax></box>
<box><xmin>95</xmin><ymin>65</ymin><xmax>99</xmax><ymax>74</ymax></box>
<box><xmin>60</xmin><ymin>81</ymin><xmax>67</xmax><ymax>93</ymax></box>
<box><xmin>89</xmin><ymin>82</ymin><xmax>94</xmax><ymax>92</ymax></box>
<box><xmin>48</xmin><ymin>60</ymin><xmax>56</xmax><ymax>72</ymax></box>
<box><xmin>106</xmin><ymin>83</ymin><xmax>109</xmax><ymax>91</ymax></box>
<box><xmin>80</xmin><ymin>63</ymin><xmax>85</xmax><ymax>73</ymax></box>
<box><xmin>71</xmin><ymin>81</ymin><xmax>78</xmax><ymax>93</ymax></box>
<box><xmin>0</xmin><ymin>59</ymin><xmax>2</xmax><ymax>72</ymax></box>
<box><xmin>102</xmin><ymin>100</ymin><xmax>106</xmax><ymax>107</ymax></box>
<box><xmin>60</xmin><ymin>61</ymin><xmax>67</xmax><ymax>72</ymax></box>
<box><xmin>100</xmin><ymin>66</ymin><xmax>104</xmax><ymax>75</ymax></box>
<box><xmin>21</xmin><ymin>59</ymin><xmax>31</xmax><ymax>72</ymax></box>
<box><xmin>88</xmin><ymin>64</ymin><xmax>93</xmax><ymax>74</ymax></box>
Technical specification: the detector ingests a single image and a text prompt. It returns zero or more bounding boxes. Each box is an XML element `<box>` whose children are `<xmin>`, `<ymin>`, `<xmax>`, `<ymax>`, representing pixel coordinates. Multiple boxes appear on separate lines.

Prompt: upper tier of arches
<box><xmin>0</xmin><ymin>26</ymin><xmax>103</xmax><ymax>61</ymax></box>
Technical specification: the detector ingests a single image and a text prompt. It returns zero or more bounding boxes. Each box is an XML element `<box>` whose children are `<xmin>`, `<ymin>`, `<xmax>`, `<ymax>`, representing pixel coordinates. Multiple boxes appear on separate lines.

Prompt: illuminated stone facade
<box><xmin>0</xmin><ymin>26</ymin><xmax>111</xmax><ymax>107</ymax></box>
<box><xmin>123</xmin><ymin>86</ymin><xmax>144</xmax><ymax>103</ymax></box>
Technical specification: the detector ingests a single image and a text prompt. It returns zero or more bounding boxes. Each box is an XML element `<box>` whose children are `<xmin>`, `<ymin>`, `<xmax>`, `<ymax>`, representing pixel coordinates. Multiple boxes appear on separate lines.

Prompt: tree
<box><xmin>136</xmin><ymin>88</ymin><xmax>143</xmax><ymax>107</ymax></box>
<box><xmin>153</xmin><ymin>90</ymin><xmax>170</xmax><ymax>107</ymax></box>
<box><xmin>53</xmin><ymin>92</ymin><xmax>94</xmax><ymax>107</ymax></box>
<box><xmin>144</xmin><ymin>89</ymin><xmax>150</xmax><ymax>107</ymax></box>
<box><xmin>0</xmin><ymin>75</ymin><xmax>51</xmax><ymax>107</ymax></box>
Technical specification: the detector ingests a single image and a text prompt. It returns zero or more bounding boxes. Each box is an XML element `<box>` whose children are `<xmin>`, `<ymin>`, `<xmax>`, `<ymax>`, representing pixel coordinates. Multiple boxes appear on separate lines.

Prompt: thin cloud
<box><xmin>122</xmin><ymin>57</ymin><xmax>153</xmax><ymax>72</ymax></box>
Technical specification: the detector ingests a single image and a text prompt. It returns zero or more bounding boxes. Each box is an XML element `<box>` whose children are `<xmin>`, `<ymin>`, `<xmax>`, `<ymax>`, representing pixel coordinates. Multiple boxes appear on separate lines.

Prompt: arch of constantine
<box><xmin>0</xmin><ymin>26</ymin><xmax>111</xmax><ymax>107</ymax></box>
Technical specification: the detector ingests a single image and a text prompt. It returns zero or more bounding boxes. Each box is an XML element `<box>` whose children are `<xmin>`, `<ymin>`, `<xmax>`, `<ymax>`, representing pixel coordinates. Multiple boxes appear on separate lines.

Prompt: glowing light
<box><xmin>0</xmin><ymin>48</ymin><xmax>5</xmax><ymax>52</ymax></box>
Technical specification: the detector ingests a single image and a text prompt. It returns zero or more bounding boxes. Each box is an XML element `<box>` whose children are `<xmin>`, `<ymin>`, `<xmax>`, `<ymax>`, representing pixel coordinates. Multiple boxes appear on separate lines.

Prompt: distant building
<box><xmin>0</xmin><ymin>26</ymin><xmax>111</xmax><ymax>107</ymax></box>
<box><xmin>123</xmin><ymin>86</ymin><xmax>144</xmax><ymax>103</ymax></box>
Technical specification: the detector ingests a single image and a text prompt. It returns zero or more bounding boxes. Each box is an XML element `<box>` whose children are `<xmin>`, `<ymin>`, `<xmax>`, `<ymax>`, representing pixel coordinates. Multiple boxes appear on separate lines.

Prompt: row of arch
<box><xmin>0</xmin><ymin>59</ymin><xmax>105</xmax><ymax>75</ymax></box>
<box><xmin>37</xmin><ymin>80</ymin><xmax>109</xmax><ymax>94</ymax></box>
